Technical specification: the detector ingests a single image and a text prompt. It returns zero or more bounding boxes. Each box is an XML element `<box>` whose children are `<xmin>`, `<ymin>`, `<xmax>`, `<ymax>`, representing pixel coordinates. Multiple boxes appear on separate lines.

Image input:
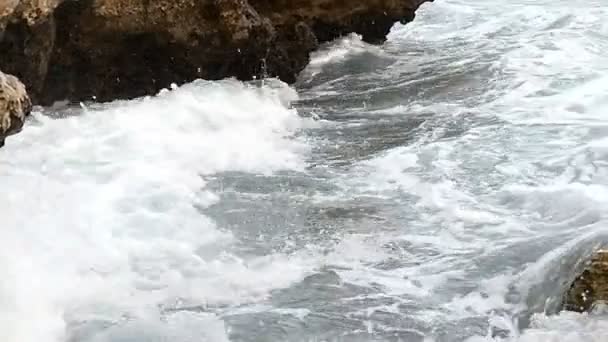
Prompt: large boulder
<box><xmin>0</xmin><ymin>0</ymin><xmax>432</xmax><ymax>104</ymax></box>
<box><xmin>562</xmin><ymin>249</ymin><xmax>608</xmax><ymax>313</ymax></box>
<box><xmin>0</xmin><ymin>70</ymin><xmax>31</xmax><ymax>147</ymax></box>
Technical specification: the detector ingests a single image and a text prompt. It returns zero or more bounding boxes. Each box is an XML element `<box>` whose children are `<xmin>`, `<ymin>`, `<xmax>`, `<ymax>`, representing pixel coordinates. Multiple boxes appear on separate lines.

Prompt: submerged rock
<box><xmin>563</xmin><ymin>249</ymin><xmax>608</xmax><ymax>313</ymax></box>
<box><xmin>0</xmin><ymin>70</ymin><xmax>31</xmax><ymax>147</ymax></box>
<box><xmin>0</xmin><ymin>0</ymin><xmax>432</xmax><ymax>104</ymax></box>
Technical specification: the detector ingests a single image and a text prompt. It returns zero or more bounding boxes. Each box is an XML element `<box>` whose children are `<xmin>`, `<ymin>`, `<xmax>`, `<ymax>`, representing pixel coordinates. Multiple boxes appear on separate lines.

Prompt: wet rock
<box><xmin>563</xmin><ymin>249</ymin><xmax>608</xmax><ymax>313</ymax></box>
<box><xmin>0</xmin><ymin>70</ymin><xmax>32</xmax><ymax>147</ymax></box>
<box><xmin>0</xmin><ymin>0</ymin><xmax>432</xmax><ymax>104</ymax></box>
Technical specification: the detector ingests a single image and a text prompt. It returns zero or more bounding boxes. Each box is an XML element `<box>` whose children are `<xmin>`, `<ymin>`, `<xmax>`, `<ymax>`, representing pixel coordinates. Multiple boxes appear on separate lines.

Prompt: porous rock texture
<box><xmin>0</xmin><ymin>70</ymin><xmax>31</xmax><ymax>147</ymax></box>
<box><xmin>0</xmin><ymin>0</ymin><xmax>431</xmax><ymax>105</ymax></box>
<box><xmin>563</xmin><ymin>249</ymin><xmax>608</xmax><ymax>313</ymax></box>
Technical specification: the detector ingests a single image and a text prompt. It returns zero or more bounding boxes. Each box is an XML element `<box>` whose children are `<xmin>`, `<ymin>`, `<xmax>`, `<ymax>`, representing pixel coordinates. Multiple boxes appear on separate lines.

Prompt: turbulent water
<box><xmin>2</xmin><ymin>0</ymin><xmax>608</xmax><ymax>341</ymax></box>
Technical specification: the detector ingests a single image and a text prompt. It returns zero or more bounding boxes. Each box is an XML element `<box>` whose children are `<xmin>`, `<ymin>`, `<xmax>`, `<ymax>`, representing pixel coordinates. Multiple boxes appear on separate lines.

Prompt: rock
<box><xmin>0</xmin><ymin>0</ymin><xmax>59</xmax><ymax>102</ymax></box>
<box><xmin>0</xmin><ymin>70</ymin><xmax>32</xmax><ymax>147</ymax></box>
<box><xmin>0</xmin><ymin>0</ymin><xmax>432</xmax><ymax>104</ymax></box>
<box><xmin>563</xmin><ymin>249</ymin><xmax>608</xmax><ymax>313</ymax></box>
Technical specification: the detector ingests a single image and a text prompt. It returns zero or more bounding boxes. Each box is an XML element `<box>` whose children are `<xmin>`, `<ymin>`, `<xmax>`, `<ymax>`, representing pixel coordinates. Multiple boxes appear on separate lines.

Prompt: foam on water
<box><xmin>0</xmin><ymin>79</ymin><xmax>318</xmax><ymax>342</ymax></box>
<box><xmin>464</xmin><ymin>312</ymin><xmax>608</xmax><ymax>342</ymax></box>
<box><xmin>3</xmin><ymin>0</ymin><xmax>608</xmax><ymax>341</ymax></box>
<box><xmin>319</xmin><ymin>0</ymin><xmax>608</xmax><ymax>340</ymax></box>
<box><xmin>303</xmin><ymin>34</ymin><xmax>378</xmax><ymax>77</ymax></box>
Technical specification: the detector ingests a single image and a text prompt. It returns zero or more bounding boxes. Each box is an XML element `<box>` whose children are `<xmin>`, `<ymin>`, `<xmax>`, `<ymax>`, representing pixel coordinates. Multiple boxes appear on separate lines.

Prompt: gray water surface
<box><xmin>199</xmin><ymin>1</ymin><xmax>608</xmax><ymax>340</ymax></box>
<box><xmin>2</xmin><ymin>1</ymin><xmax>608</xmax><ymax>341</ymax></box>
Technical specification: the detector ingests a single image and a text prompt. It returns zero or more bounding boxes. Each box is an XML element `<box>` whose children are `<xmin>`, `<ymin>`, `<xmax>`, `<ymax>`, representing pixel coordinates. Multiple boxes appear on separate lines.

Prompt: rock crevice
<box><xmin>0</xmin><ymin>0</ymin><xmax>431</xmax><ymax>105</ymax></box>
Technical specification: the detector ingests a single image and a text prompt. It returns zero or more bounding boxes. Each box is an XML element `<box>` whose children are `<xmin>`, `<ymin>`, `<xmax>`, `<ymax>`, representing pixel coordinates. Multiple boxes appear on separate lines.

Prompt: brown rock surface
<box><xmin>0</xmin><ymin>70</ymin><xmax>32</xmax><ymax>147</ymax></box>
<box><xmin>563</xmin><ymin>249</ymin><xmax>608</xmax><ymax>313</ymax></box>
<box><xmin>0</xmin><ymin>0</ymin><xmax>431</xmax><ymax>105</ymax></box>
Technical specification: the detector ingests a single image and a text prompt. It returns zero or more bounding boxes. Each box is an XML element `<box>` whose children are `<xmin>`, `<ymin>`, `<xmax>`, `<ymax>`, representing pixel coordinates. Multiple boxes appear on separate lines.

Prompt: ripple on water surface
<box><xmin>2</xmin><ymin>0</ymin><xmax>608</xmax><ymax>341</ymax></box>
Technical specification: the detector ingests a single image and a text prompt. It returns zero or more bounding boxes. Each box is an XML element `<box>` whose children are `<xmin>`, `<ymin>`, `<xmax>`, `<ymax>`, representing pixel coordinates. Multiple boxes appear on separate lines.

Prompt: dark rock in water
<box><xmin>0</xmin><ymin>0</ymin><xmax>432</xmax><ymax>105</ymax></box>
<box><xmin>563</xmin><ymin>249</ymin><xmax>608</xmax><ymax>313</ymax></box>
<box><xmin>0</xmin><ymin>70</ymin><xmax>32</xmax><ymax>147</ymax></box>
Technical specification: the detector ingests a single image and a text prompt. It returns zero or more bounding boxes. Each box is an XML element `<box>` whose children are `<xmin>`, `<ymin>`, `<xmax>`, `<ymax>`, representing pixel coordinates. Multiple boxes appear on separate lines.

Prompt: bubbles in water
<box><xmin>0</xmin><ymin>79</ymin><xmax>317</xmax><ymax>342</ymax></box>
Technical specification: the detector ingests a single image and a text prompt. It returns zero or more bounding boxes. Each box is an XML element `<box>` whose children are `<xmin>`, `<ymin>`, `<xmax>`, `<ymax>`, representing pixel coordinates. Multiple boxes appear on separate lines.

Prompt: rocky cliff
<box><xmin>0</xmin><ymin>0</ymin><xmax>431</xmax><ymax>105</ymax></box>
<box><xmin>0</xmin><ymin>70</ymin><xmax>31</xmax><ymax>147</ymax></box>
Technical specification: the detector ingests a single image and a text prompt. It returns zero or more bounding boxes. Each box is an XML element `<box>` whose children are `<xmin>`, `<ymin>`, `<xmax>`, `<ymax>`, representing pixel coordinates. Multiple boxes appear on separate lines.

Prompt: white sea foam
<box><xmin>2</xmin><ymin>0</ymin><xmax>608</xmax><ymax>341</ymax></box>
<box><xmin>327</xmin><ymin>0</ymin><xmax>608</xmax><ymax>340</ymax></box>
<box><xmin>302</xmin><ymin>33</ymin><xmax>381</xmax><ymax>77</ymax></box>
<box><xmin>0</xmin><ymin>79</ymin><xmax>318</xmax><ymax>342</ymax></box>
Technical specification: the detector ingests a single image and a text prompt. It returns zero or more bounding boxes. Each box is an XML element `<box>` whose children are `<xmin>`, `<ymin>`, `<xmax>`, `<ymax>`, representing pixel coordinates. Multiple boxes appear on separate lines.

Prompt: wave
<box><xmin>0</xmin><ymin>79</ymin><xmax>317</xmax><ymax>342</ymax></box>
